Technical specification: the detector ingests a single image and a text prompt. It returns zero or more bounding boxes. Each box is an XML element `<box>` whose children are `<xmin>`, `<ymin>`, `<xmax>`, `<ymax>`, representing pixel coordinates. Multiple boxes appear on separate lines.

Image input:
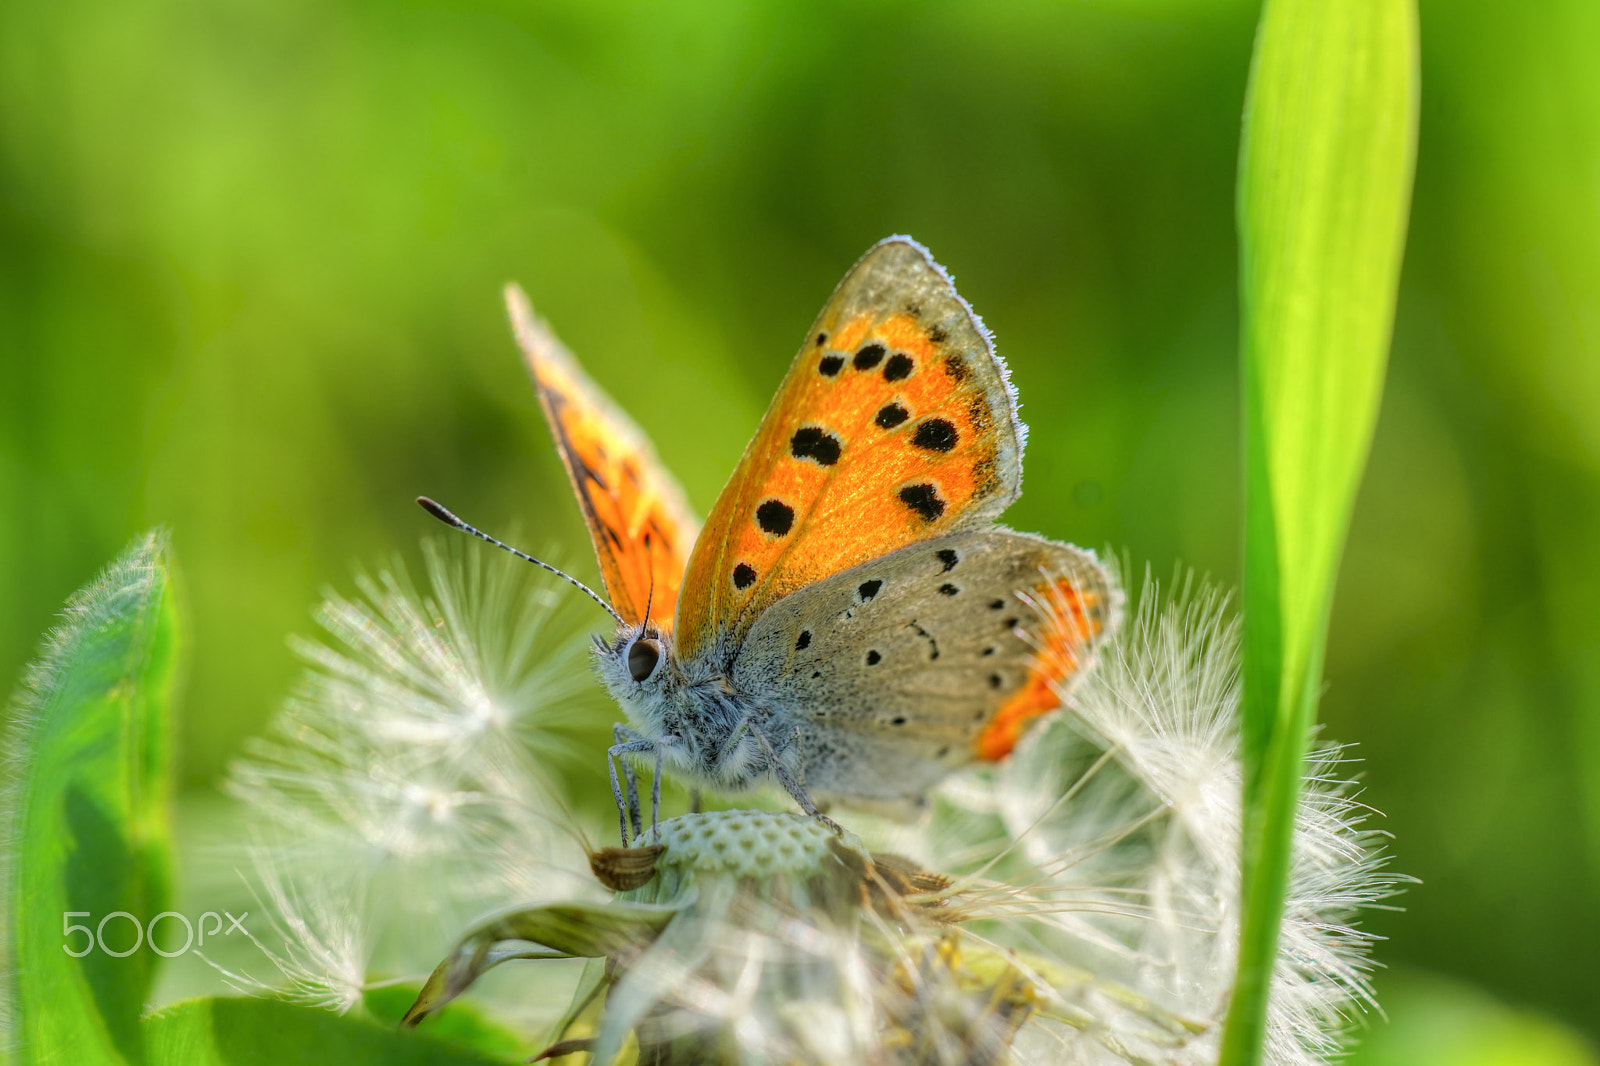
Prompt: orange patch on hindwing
<box><xmin>975</xmin><ymin>580</ymin><xmax>1106</xmax><ymax>761</ymax></box>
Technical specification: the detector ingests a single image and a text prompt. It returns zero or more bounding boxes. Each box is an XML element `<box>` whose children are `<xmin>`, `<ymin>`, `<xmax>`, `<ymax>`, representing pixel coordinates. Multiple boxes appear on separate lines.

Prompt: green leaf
<box><xmin>3</xmin><ymin>531</ymin><xmax>182</xmax><ymax>1066</ymax></box>
<box><xmin>363</xmin><ymin>985</ymin><xmax>528</xmax><ymax>1061</ymax></box>
<box><xmin>1223</xmin><ymin>1</ymin><xmax>1418</xmax><ymax>1063</ymax></box>
<box><xmin>142</xmin><ymin>998</ymin><xmax>515</xmax><ymax>1065</ymax></box>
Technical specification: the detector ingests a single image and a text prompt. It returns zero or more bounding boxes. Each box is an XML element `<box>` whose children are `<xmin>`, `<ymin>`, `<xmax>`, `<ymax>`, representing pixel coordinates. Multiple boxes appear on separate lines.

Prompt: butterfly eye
<box><xmin>627</xmin><ymin>638</ymin><xmax>661</xmax><ymax>683</ymax></box>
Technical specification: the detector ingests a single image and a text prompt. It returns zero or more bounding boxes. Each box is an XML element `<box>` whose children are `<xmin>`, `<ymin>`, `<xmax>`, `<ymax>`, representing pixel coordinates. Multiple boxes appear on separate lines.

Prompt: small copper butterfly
<box><xmin>423</xmin><ymin>237</ymin><xmax>1117</xmax><ymax>842</ymax></box>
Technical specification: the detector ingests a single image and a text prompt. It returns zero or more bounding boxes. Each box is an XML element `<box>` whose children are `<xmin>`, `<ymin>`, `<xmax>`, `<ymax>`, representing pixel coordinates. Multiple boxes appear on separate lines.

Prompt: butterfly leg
<box><xmin>649</xmin><ymin>741</ymin><xmax>667</xmax><ymax>843</ymax></box>
<box><xmin>688</xmin><ymin>789</ymin><xmax>702</xmax><ymax>815</ymax></box>
<box><xmin>608</xmin><ymin>723</ymin><xmax>640</xmax><ymax>838</ymax></box>
<box><xmin>607</xmin><ymin>736</ymin><xmax>655</xmax><ymax>847</ymax></box>
<box><xmin>747</xmin><ymin>720</ymin><xmax>842</xmax><ymax>835</ymax></box>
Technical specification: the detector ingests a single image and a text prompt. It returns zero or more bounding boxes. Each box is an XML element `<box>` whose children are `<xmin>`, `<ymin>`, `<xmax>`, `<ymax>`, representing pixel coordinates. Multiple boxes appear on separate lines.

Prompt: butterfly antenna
<box><xmin>416</xmin><ymin>496</ymin><xmax>625</xmax><ymax>626</ymax></box>
<box><xmin>641</xmin><ymin>538</ymin><xmax>658</xmax><ymax>630</ymax></box>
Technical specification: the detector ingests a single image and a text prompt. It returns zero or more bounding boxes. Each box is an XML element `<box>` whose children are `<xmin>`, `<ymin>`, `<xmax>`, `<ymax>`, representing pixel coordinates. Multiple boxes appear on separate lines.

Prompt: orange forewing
<box><xmin>675</xmin><ymin>239</ymin><xmax>1027</xmax><ymax>659</ymax></box>
<box><xmin>507</xmin><ymin>286</ymin><xmax>699</xmax><ymax>630</ymax></box>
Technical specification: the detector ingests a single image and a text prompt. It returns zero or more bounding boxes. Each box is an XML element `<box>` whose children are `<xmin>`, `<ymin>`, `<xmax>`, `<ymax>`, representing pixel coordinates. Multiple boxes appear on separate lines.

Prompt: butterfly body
<box><xmin>593</xmin><ymin>622</ymin><xmax>797</xmax><ymax>797</ymax></box>
<box><xmin>506</xmin><ymin>237</ymin><xmax>1118</xmax><ymax>836</ymax></box>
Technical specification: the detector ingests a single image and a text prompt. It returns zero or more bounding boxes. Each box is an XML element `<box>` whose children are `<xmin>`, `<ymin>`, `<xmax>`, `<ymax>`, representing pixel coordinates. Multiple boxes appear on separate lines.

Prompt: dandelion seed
<box><xmin>208</xmin><ymin>843</ymin><xmax>370</xmax><ymax>1013</ymax></box>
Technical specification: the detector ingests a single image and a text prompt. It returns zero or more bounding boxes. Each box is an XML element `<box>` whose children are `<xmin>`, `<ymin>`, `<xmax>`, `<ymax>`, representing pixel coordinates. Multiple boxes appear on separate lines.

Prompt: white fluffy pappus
<box><xmin>219</xmin><ymin>539</ymin><xmax>607</xmax><ymax>1013</ymax></box>
<box><xmin>228</xmin><ymin>544</ymin><xmax>1396</xmax><ymax>1066</ymax></box>
<box><xmin>901</xmin><ymin>566</ymin><xmax>1398</xmax><ymax>1066</ymax></box>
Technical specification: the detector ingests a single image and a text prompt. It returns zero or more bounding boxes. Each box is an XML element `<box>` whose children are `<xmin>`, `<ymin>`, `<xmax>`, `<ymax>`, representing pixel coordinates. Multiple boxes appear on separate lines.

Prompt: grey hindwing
<box><xmin>731</xmin><ymin>529</ymin><xmax>1114</xmax><ymax>803</ymax></box>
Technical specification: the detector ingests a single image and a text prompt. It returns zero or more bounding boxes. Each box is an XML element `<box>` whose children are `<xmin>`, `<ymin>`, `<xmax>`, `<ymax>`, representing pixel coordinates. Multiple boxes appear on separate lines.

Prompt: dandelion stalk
<box><xmin>1223</xmin><ymin>0</ymin><xmax>1418</xmax><ymax>1063</ymax></box>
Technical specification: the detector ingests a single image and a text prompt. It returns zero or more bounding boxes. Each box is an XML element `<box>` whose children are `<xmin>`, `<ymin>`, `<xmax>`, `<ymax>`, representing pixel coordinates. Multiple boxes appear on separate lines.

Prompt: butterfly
<box><xmin>423</xmin><ymin>237</ymin><xmax>1118</xmax><ymax>843</ymax></box>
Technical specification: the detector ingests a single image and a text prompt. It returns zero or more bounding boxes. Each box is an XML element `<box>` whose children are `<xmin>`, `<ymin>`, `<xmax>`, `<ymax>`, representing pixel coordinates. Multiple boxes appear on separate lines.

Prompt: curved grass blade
<box><xmin>2</xmin><ymin>532</ymin><xmax>181</xmax><ymax>1065</ymax></box>
<box><xmin>1223</xmin><ymin>1</ymin><xmax>1418</xmax><ymax>1063</ymax></box>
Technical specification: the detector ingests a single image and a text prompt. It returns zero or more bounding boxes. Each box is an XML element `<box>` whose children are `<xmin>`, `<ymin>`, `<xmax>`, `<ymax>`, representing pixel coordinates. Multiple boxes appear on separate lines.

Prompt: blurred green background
<box><xmin>2</xmin><ymin>0</ymin><xmax>1597</xmax><ymax>1055</ymax></box>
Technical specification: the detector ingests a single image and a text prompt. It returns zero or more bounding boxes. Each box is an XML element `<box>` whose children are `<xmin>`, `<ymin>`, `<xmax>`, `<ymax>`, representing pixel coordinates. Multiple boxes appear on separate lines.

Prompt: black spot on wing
<box><xmin>858</xmin><ymin>579</ymin><xmax>882</xmax><ymax>601</ymax></box>
<box><xmin>818</xmin><ymin>354</ymin><xmax>844</xmax><ymax>376</ymax></box>
<box><xmin>936</xmin><ymin>548</ymin><xmax>959</xmax><ymax>571</ymax></box>
<box><xmin>943</xmin><ymin>354</ymin><xmax>969</xmax><ymax>383</ymax></box>
<box><xmin>939</xmin><ymin>584</ymin><xmax>959</xmax><ymax>596</ymax></box>
<box><xmin>755</xmin><ymin>499</ymin><xmax>794</xmax><ymax>536</ymax></box>
<box><xmin>898</xmin><ymin>483</ymin><xmax>946</xmax><ymax>522</ymax></box>
<box><xmin>929</xmin><ymin>324</ymin><xmax>948</xmax><ymax>343</ymax></box>
<box><xmin>883</xmin><ymin>354</ymin><xmax>914</xmax><ymax>381</ymax></box>
<box><xmin>875</xmin><ymin>403</ymin><xmax>909</xmax><ymax>429</ymax></box>
<box><xmin>891</xmin><ymin>716</ymin><xmax>907</xmax><ymax>726</ymax></box>
<box><xmin>795</xmin><ymin>630</ymin><xmax>811</xmax><ymax>650</ymax></box>
<box><xmin>989</xmin><ymin>673</ymin><xmax>1003</xmax><ymax>689</ymax></box>
<box><xmin>865</xmin><ymin>649</ymin><xmax>882</xmax><ymax>665</ymax></box>
<box><xmin>732</xmin><ymin>563</ymin><xmax>756</xmax><ymax>589</ymax></box>
<box><xmin>908</xmin><ymin>621</ymin><xmax>940</xmax><ymax>661</ymax></box>
<box><xmin>912</xmin><ymin>418</ymin><xmax>959</xmax><ymax>453</ymax></box>
<box><xmin>815</xmin><ymin>332</ymin><xmax>827</xmax><ymax>347</ymax></box>
<box><xmin>791</xmin><ymin>426</ymin><xmax>842</xmax><ymax>465</ymax></box>
<box><xmin>989</xmin><ymin>599</ymin><xmax>1006</xmax><ymax>610</ymax></box>
<box><xmin>853</xmin><ymin>343</ymin><xmax>885</xmax><ymax>370</ymax></box>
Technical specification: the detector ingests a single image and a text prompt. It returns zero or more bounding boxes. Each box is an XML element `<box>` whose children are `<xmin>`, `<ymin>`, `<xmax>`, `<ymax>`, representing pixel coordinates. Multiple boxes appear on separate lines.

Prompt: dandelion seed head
<box><xmin>231</xmin><ymin>535</ymin><xmax>1391</xmax><ymax>1066</ymax></box>
<box><xmin>923</xmin><ymin>565</ymin><xmax>1395</xmax><ymax>1065</ymax></box>
<box><xmin>222</xmin><ymin>538</ymin><xmax>604</xmax><ymax>1012</ymax></box>
<box><xmin>642</xmin><ymin>810</ymin><xmax>839</xmax><ymax>885</ymax></box>
<box><xmin>523</xmin><ymin>810</ymin><xmax>1028</xmax><ymax>1066</ymax></box>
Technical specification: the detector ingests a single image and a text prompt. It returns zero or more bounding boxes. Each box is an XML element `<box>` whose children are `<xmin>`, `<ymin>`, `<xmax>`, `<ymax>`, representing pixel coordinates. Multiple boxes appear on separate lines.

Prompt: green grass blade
<box><xmin>1222</xmin><ymin>1</ymin><xmax>1418</xmax><ymax>1063</ymax></box>
<box><xmin>2</xmin><ymin>532</ymin><xmax>181</xmax><ymax>1065</ymax></box>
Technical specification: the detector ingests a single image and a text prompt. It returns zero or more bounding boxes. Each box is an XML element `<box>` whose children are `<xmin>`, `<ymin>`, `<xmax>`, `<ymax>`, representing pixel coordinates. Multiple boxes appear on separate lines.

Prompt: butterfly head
<box><xmin>594</xmin><ymin>619</ymin><xmax>717</xmax><ymax>764</ymax></box>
